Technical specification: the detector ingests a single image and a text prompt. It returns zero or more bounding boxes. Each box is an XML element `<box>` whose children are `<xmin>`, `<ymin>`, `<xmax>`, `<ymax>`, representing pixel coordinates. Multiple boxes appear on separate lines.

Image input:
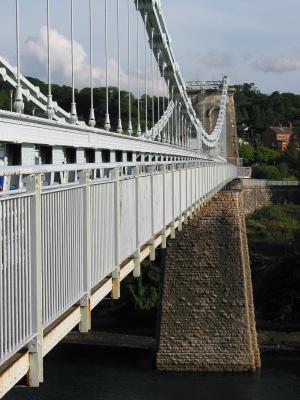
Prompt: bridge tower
<box><xmin>188</xmin><ymin>82</ymin><xmax>239</xmax><ymax>164</ymax></box>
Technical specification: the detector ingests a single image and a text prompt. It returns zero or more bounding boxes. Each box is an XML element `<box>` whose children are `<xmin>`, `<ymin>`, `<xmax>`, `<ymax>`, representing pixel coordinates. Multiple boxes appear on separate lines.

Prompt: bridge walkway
<box><xmin>0</xmin><ymin>160</ymin><xmax>237</xmax><ymax>397</ymax></box>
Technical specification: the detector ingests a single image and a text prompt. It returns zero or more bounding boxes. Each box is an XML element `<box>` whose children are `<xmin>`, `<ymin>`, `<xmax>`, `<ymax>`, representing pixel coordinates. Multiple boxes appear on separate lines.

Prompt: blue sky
<box><xmin>0</xmin><ymin>0</ymin><xmax>299</xmax><ymax>93</ymax></box>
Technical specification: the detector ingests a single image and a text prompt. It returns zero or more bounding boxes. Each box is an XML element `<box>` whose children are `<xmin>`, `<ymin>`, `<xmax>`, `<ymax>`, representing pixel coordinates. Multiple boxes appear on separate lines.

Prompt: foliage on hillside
<box><xmin>235</xmin><ymin>84</ymin><xmax>300</xmax><ymax>180</ymax></box>
<box><xmin>239</xmin><ymin>141</ymin><xmax>300</xmax><ymax>180</ymax></box>
<box><xmin>234</xmin><ymin>83</ymin><xmax>300</xmax><ymax>132</ymax></box>
<box><xmin>247</xmin><ymin>204</ymin><xmax>300</xmax><ymax>325</ymax></box>
<box><xmin>2</xmin><ymin>79</ymin><xmax>300</xmax><ymax>133</ymax></box>
<box><xmin>0</xmin><ymin>77</ymin><xmax>166</xmax><ymax>134</ymax></box>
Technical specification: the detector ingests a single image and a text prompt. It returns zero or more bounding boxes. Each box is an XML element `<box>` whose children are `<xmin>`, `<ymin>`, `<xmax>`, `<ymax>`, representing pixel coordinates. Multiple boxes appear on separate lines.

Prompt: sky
<box><xmin>0</xmin><ymin>0</ymin><xmax>299</xmax><ymax>94</ymax></box>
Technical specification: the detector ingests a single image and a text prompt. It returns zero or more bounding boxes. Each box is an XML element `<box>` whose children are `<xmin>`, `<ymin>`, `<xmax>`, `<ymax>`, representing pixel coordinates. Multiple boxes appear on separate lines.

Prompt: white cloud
<box><xmin>252</xmin><ymin>52</ymin><xmax>300</xmax><ymax>74</ymax></box>
<box><xmin>25</xmin><ymin>26</ymin><xmax>115</xmax><ymax>88</ymax></box>
<box><xmin>24</xmin><ymin>26</ymin><xmax>166</xmax><ymax>96</ymax></box>
<box><xmin>185</xmin><ymin>50</ymin><xmax>244</xmax><ymax>81</ymax></box>
<box><xmin>196</xmin><ymin>51</ymin><xmax>236</xmax><ymax>69</ymax></box>
<box><xmin>186</xmin><ymin>48</ymin><xmax>300</xmax><ymax>82</ymax></box>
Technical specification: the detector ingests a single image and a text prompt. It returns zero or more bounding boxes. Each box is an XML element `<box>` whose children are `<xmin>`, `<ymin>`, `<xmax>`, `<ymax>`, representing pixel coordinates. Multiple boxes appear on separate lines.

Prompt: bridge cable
<box><xmin>151</xmin><ymin>28</ymin><xmax>155</xmax><ymax>140</ymax></box>
<box><xmin>198</xmin><ymin>77</ymin><xmax>229</xmax><ymax>145</ymax></box>
<box><xmin>46</xmin><ymin>0</ymin><xmax>54</xmax><ymax>120</ymax></box>
<box><xmin>167</xmin><ymin>79</ymin><xmax>170</xmax><ymax>143</ymax></box>
<box><xmin>127</xmin><ymin>0</ymin><xmax>133</xmax><ymax>135</ymax></box>
<box><xmin>88</xmin><ymin>0</ymin><xmax>96</xmax><ymax>127</ymax></box>
<box><xmin>186</xmin><ymin>122</ymin><xmax>188</xmax><ymax>147</ymax></box>
<box><xmin>174</xmin><ymin>100</ymin><xmax>178</xmax><ymax>145</ymax></box>
<box><xmin>179</xmin><ymin>103</ymin><xmax>182</xmax><ymax>146</ymax></box>
<box><xmin>104</xmin><ymin>0</ymin><xmax>111</xmax><ymax>131</ymax></box>
<box><xmin>14</xmin><ymin>0</ymin><xmax>24</xmax><ymax>113</ymax></box>
<box><xmin>171</xmin><ymin>86</ymin><xmax>174</xmax><ymax>144</ymax></box>
<box><xmin>179</xmin><ymin>104</ymin><xmax>183</xmax><ymax>147</ymax></box>
<box><xmin>180</xmin><ymin>111</ymin><xmax>183</xmax><ymax>146</ymax></box>
<box><xmin>184</xmin><ymin>111</ymin><xmax>186</xmax><ymax>147</ymax></box>
<box><xmin>116</xmin><ymin>0</ymin><xmax>123</xmax><ymax>134</ymax></box>
<box><xmin>136</xmin><ymin>0</ymin><xmax>141</xmax><ymax>136</ymax></box>
<box><xmin>184</xmin><ymin>115</ymin><xmax>187</xmax><ymax>147</ymax></box>
<box><xmin>156</xmin><ymin>51</ymin><xmax>160</xmax><ymax>140</ymax></box>
<box><xmin>162</xmin><ymin>63</ymin><xmax>166</xmax><ymax>142</ymax></box>
<box><xmin>143</xmin><ymin>12</ymin><xmax>148</xmax><ymax>136</ymax></box>
<box><xmin>178</xmin><ymin>102</ymin><xmax>181</xmax><ymax>146</ymax></box>
<box><xmin>176</xmin><ymin>103</ymin><xmax>179</xmax><ymax>145</ymax></box>
<box><xmin>183</xmin><ymin>115</ymin><xmax>187</xmax><ymax>147</ymax></box>
<box><xmin>70</xmin><ymin>0</ymin><xmax>78</xmax><ymax>124</ymax></box>
<box><xmin>177</xmin><ymin>102</ymin><xmax>180</xmax><ymax>145</ymax></box>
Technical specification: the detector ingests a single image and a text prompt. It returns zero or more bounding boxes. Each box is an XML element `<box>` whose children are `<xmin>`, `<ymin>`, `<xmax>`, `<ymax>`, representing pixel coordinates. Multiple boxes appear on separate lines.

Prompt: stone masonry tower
<box><xmin>188</xmin><ymin>83</ymin><xmax>239</xmax><ymax>164</ymax></box>
<box><xmin>156</xmin><ymin>84</ymin><xmax>260</xmax><ymax>372</ymax></box>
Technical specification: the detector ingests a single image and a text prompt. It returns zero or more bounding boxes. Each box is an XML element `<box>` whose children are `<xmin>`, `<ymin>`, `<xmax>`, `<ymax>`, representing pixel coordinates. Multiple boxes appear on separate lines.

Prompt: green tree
<box><xmin>234</xmin><ymin>83</ymin><xmax>300</xmax><ymax>134</ymax></box>
<box><xmin>238</xmin><ymin>144</ymin><xmax>255</xmax><ymax>165</ymax></box>
<box><xmin>255</xmin><ymin>144</ymin><xmax>280</xmax><ymax>165</ymax></box>
<box><xmin>252</xmin><ymin>165</ymin><xmax>282</xmax><ymax>180</ymax></box>
<box><xmin>277</xmin><ymin>162</ymin><xmax>289</xmax><ymax>178</ymax></box>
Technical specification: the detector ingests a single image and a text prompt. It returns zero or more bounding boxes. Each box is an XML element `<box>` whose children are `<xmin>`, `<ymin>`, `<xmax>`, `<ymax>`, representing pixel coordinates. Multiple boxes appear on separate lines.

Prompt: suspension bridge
<box><xmin>0</xmin><ymin>0</ymin><xmax>259</xmax><ymax>397</ymax></box>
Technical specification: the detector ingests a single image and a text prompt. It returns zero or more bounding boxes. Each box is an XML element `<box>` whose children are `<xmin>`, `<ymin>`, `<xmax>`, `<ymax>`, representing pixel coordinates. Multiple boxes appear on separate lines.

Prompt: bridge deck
<box><xmin>0</xmin><ymin>160</ymin><xmax>237</xmax><ymax>396</ymax></box>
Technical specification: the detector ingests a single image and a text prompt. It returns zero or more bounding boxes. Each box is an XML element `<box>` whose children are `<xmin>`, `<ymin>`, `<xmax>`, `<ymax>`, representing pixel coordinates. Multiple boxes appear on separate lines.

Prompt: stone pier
<box><xmin>156</xmin><ymin>190</ymin><xmax>260</xmax><ymax>372</ymax></box>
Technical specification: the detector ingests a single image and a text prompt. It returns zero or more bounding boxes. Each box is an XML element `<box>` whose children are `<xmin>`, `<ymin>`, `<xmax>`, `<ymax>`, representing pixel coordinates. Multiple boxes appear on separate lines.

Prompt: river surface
<box><xmin>5</xmin><ymin>344</ymin><xmax>300</xmax><ymax>400</ymax></box>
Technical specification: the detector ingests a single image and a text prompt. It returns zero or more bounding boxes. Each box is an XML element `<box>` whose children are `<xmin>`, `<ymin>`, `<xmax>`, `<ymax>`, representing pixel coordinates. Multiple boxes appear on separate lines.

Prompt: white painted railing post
<box><xmin>189</xmin><ymin>162</ymin><xmax>193</xmax><ymax>218</ymax></box>
<box><xmin>207</xmin><ymin>164</ymin><xmax>210</xmax><ymax>196</ymax></box>
<box><xmin>149</xmin><ymin>165</ymin><xmax>156</xmax><ymax>261</ymax></box>
<box><xmin>112</xmin><ymin>167</ymin><xmax>121</xmax><ymax>298</ymax></box>
<box><xmin>171</xmin><ymin>164</ymin><xmax>176</xmax><ymax>239</ymax></box>
<box><xmin>205</xmin><ymin>163</ymin><xmax>209</xmax><ymax>200</ymax></box>
<box><xmin>79</xmin><ymin>170</ymin><xmax>91</xmax><ymax>332</ymax></box>
<box><xmin>202</xmin><ymin>164</ymin><xmax>206</xmax><ymax>202</ymax></box>
<box><xmin>196</xmin><ymin>162</ymin><xmax>200</xmax><ymax>208</ymax></box>
<box><xmin>207</xmin><ymin>164</ymin><xmax>210</xmax><ymax>198</ymax></box>
<box><xmin>212</xmin><ymin>163</ymin><xmax>215</xmax><ymax>193</ymax></box>
<box><xmin>202</xmin><ymin>163</ymin><xmax>205</xmax><ymax>203</ymax></box>
<box><xmin>184</xmin><ymin>162</ymin><xmax>189</xmax><ymax>225</ymax></box>
<box><xmin>209</xmin><ymin>164</ymin><xmax>212</xmax><ymax>195</ymax></box>
<box><xmin>196</xmin><ymin>162</ymin><xmax>199</xmax><ymax>203</ymax></box>
<box><xmin>133</xmin><ymin>166</ymin><xmax>141</xmax><ymax>277</ymax></box>
<box><xmin>178</xmin><ymin>163</ymin><xmax>183</xmax><ymax>231</ymax></box>
<box><xmin>28</xmin><ymin>174</ymin><xmax>43</xmax><ymax>387</ymax></box>
<box><xmin>161</xmin><ymin>164</ymin><xmax>167</xmax><ymax>248</ymax></box>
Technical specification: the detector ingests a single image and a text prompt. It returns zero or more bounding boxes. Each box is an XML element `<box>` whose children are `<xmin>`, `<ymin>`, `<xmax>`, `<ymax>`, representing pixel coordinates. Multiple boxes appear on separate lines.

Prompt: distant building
<box><xmin>262</xmin><ymin>125</ymin><xmax>293</xmax><ymax>151</ymax></box>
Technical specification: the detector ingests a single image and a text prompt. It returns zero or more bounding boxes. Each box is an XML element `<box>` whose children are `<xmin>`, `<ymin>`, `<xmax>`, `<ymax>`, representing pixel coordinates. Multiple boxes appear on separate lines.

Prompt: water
<box><xmin>5</xmin><ymin>345</ymin><xmax>300</xmax><ymax>400</ymax></box>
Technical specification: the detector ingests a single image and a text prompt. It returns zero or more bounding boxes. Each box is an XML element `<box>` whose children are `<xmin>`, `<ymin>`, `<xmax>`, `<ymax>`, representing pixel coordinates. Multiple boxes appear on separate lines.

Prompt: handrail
<box><xmin>0</xmin><ymin>159</ymin><xmax>222</xmax><ymax>177</ymax></box>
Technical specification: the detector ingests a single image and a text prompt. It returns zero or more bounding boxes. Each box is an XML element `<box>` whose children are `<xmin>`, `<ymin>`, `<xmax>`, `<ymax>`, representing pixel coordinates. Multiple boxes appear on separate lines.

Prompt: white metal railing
<box><xmin>0</xmin><ymin>194</ymin><xmax>35</xmax><ymax>365</ymax></box>
<box><xmin>0</xmin><ymin>160</ymin><xmax>238</xmax><ymax>367</ymax></box>
<box><xmin>42</xmin><ymin>186</ymin><xmax>85</xmax><ymax>327</ymax></box>
<box><xmin>238</xmin><ymin>167</ymin><xmax>252</xmax><ymax>179</ymax></box>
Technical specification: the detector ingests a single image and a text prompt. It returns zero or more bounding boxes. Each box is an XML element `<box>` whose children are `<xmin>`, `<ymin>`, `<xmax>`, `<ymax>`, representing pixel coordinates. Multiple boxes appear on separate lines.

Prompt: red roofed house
<box><xmin>262</xmin><ymin>124</ymin><xmax>293</xmax><ymax>151</ymax></box>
